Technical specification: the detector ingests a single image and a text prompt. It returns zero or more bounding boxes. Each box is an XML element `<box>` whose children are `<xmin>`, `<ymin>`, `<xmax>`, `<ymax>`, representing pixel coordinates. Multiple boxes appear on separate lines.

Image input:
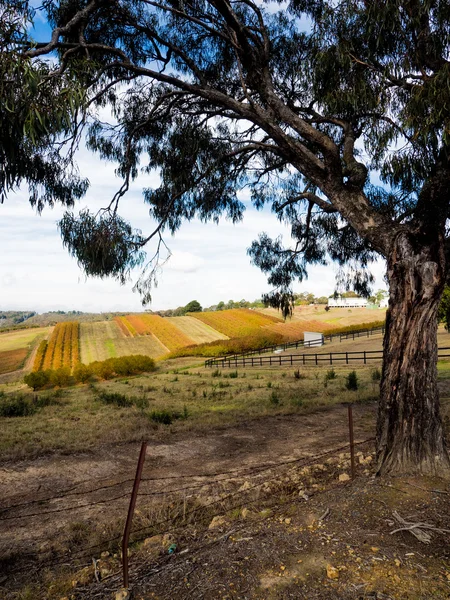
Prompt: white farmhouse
<box><xmin>327</xmin><ymin>296</ymin><xmax>367</xmax><ymax>308</ymax></box>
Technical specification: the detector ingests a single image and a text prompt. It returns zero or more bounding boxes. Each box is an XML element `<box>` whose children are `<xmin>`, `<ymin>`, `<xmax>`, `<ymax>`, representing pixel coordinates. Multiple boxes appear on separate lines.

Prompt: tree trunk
<box><xmin>376</xmin><ymin>230</ymin><xmax>450</xmax><ymax>476</ymax></box>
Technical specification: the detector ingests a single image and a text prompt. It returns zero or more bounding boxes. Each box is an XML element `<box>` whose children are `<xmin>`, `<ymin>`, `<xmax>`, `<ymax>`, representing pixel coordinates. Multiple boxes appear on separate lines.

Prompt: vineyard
<box><xmin>266</xmin><ymin>319</ymin><xmax>336</xmax><ymax>341</ymax></box>
<box><xmin>35</xmin><ymin>322</ymin><xmax>80</xmax><ymax>371</ymax></box>
<box><xmin>0</xmin><ymin>308</ymin><xmax>389</xmax><ymax>378</ymax></box>
<box><xmin>189</xmin><ymin>308</ymin><xmax>281</xmax><ymax>337</ymax></box>
<box><xmin>115</xmin><ymin>314</ymin><xmax>194</xmax><ymax>351</ymax></box>
<box><xmin>80</xmin><ymin>321</ymin><xmax>167</xmax><ymax>363</ymax></box>
<box><xmin>167</xmin><ymin>316</ymin><xmax>229</xmax><ymax>344</ymax></box>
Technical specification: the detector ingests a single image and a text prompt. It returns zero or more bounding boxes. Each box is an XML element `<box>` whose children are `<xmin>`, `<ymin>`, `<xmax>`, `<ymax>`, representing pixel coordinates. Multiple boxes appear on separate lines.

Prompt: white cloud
<box><xmin>0</xmin><ymin>142</ymin><xmax>387</xmax><ymax>313</ymax></box>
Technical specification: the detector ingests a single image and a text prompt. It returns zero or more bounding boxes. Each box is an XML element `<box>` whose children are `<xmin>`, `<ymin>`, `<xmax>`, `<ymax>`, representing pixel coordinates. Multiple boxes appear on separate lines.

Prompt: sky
<box><xmin>0</xmin><ymin>144</ymin><xmax>387</xmax><ymax>313</ymax></box>
<box><xmin>0</xmin><ymin>4</ymin><xmax>387</xmax><ymax>314</ymax></box>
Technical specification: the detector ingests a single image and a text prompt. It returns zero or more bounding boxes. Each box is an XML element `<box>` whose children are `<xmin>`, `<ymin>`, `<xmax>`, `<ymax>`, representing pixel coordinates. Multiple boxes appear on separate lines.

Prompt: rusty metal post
<box><xmin>122</xmin><ymin>441</ymin><xmax>147</xmax><ymax>590</ymax></box>
<box><xmin>347</xmin><ymin>405</ymin><xmax>356</xmax><ymax>479</ymax></box>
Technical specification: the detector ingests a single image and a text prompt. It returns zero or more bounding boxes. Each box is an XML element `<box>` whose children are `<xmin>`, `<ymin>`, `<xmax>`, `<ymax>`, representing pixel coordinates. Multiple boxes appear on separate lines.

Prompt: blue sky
<box><xmin>0</xmin><ymin>4</ymin><xmax>387</xmax><ymax>314</ymax></box>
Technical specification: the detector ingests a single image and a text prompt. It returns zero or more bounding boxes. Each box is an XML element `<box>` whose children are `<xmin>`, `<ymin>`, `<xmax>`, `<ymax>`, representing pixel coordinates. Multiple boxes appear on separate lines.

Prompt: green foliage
<box><xmin>73</xmin><ymin>363</ymin><xmax>93</xmax><ymax>383</ymax></box>
<box><xmin>184</xmin><ymin>300</ymin><xmax>202</xmax><ymax>313</ymax></box>
<box><xmin>95</xmin><ymin>390</ymin><xmax>133</xmax><ymax>408</ymax></box>
<box><xmin>50</xmin><ymin>366</ymin><xmax>72</xmax><ymax>387</ymax></box>
<box><xmin>269</xmin><ymin>390</ymin><xmax>280</xmax><ymax>405</ymax></box>
<box><xmin>324</xmin><ymin>368</ymin><xmax>337</xmax><ymax>381</ymax></box>
<box><xmin>345</xmin><ymin>371</ymin><xmax>359</xmax><ymax>391</ymax></box>
<box><xmin>59</xmin><ymin>210</ymin><xmax>146</xmax><ymax>287</ymax></box>
<box><xmin>371</xmin><ymin>368</ymin><xmax>381</xmax><ymax>382</ymax></box>
<box><xmin>24</xmin><ymin>355</ymin><xmax>156</xmax><ymax>391</ymax></box>
<box><xmin>293</xmin><ymin>369</ymin><xmax>306</xmax><ymax>380</ymax></box>
<box><xmin>438</xmin><ymin>286</ymin><xmax>450</xmax><ymax>331</ymax></box>
<box><xmin>0</xmin><ymin>391</ymin><xmax>62</xmax><ymax>417</ymax></box>
<box><xmin>0</xmin><ymin>394</ymin><xmax>36</xmax><ymax>417</ymax></box>
<box><xmin>148</xmin><ymin>408</ymin><xmax>188</xmax><ymax>425</ymax></box>
<box><xmin>227</xmin><ymin>370</ymin><xmax>239</xmax><ymax>379</ymax></box>
<box><xmin>24</xmin><ymin>370</ymin><xmax>50</xmax><ymax>390</ymax></box>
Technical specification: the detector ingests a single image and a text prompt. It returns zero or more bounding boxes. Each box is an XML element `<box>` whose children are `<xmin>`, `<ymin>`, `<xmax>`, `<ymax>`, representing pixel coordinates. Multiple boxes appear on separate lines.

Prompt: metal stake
<box><xmin>122</xmin><ymin>441</ymin><xmax>147</xmax><ymax>590</ymax></box>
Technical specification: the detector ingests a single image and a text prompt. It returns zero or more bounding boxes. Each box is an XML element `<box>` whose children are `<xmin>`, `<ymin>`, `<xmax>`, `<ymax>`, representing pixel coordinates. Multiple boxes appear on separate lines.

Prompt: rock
<box><xmin>115</xmin><ymin>589</ymin><xmax>132</xmax><ymax>600</ymax></box>
<box><xmin>142</xmin><ymin>535</ymin><xmax>163</xmax><ymax>548</ymax></box>
<box><xmin>208</xmin><ymin>515</ymin><xmax>227</xmax><ymax>530</ymax></box>
<box><xmin>162</xmin><ymin>533</ymin><xmax>176</xmax><ymax>549</ymax></box>
<box><xmin>326</xmin><ymin>564</ymin><xmax>339</xmax><ymax>580</ymax></box>
<box><xmin>339</xmin><ymin>473</ymin><xmax>350</xmax><ymax>482</ymax></box>
<box><xmin>142</xmin><ymin>535</ymin><xmax>163</xmax><ymax>559</ymax></box>
<box><xmin>239</xmin><ymin>481</ymin><xmax>251</xmax><ymax>491</ymax></box>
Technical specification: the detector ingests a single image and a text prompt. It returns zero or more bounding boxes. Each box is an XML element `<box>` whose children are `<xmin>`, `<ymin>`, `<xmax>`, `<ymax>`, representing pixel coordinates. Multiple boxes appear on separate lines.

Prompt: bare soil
<box><xmin>1</xmin><ymin>400</ymin><xmax>449</xmax><ymax>600</ymax></box>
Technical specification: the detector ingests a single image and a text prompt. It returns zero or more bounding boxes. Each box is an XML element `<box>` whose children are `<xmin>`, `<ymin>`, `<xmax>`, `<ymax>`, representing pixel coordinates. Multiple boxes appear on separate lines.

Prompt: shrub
<box><xmin>211</xmin><ymin>369</ymin><xmax>221</xmax><ymax>377</ymax></box>
<box><xmin>148</xmin><ymin>409</ymin><xmax>182</xmax><ymax>425</ymax></box>
<box><xmin>345</xmin><ymin>371</ymin><xmax>359</xmax><ymax>391</ymax></box>
<box><xmin>371</xmin><ymin>368</ymin><xmax>381</xmax><ymax>382</ymax></box>
<box><xmin>293</xmin><ymin>369</ymin><xmax>306</xmax><ymax>380</ymax></box>
<box><xmin>50</xmin><ymin>366</ymin><xmax>72</xmax><ymax>387</ymax></box>
<box><xmin>269</xmin><ymin>390</ymin><xmax>280</xmax><ymax>405</ymax></box>
<box><xmin>0</xmin><ymin>394</ymin><xmax>35</xmax><ymax>417</ymax></box>
<box><xmin>73</xmin><ymin>363</ymin><xmax>93</xmax><ymax>383</ymax></box>
<box><xmin>324</xmin><ymin>368</ymin><xmax>337</xmax><ymax>381</ymax></box>
<box><xmin>133</xmin><ymin>395</ymin><xmax>150</xmax><ymax>411</ymax></box>
<box><xmin>96</xmin><ymin>390</ymin><xmax>133</xmax><ymax>407</ymax></box>
<box><xmin>24</xmin><ymin>370</ymin><xmax>50</xmax><ymax>390</ymax></box>
<box><xmin>227</xmin><ymin>370</ymin><xmax>238</xmax><ymax>379</ymax></box>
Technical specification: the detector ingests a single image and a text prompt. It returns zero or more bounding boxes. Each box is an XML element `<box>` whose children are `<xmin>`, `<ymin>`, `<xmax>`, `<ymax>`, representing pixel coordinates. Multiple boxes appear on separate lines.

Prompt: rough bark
<box><xmin>376</xmin><ymin>230</ymin><xmax>450</xmax><ymax>476</ymax></box>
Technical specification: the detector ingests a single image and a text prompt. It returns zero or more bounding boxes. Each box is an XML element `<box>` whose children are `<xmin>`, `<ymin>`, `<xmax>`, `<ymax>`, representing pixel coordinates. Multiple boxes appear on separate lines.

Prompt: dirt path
<box><xmin>0</xmin><ymin>402</ymin><xmax>376</xmax><ymax>560</ymax></box>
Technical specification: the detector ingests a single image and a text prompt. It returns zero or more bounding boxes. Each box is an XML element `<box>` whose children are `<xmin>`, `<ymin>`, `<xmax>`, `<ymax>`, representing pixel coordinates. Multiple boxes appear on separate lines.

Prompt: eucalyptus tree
<box><xmin>2</xmin><ymin>0</ymin><xmax>450</xmax><ymax>475</ymax></box>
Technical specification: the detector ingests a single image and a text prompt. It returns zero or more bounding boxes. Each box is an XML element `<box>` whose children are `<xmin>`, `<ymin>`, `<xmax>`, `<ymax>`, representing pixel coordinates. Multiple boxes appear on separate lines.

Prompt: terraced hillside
<box><xmin>80</xmin><ymin>320</ymin><xmax>167</xmax><ymax>363</ymax></box>
<box><xmin>167</xmin><ymin>316</ymin><xmax>229</xmax><ymax>344</ymax></box>
<box><xmin>114</xmin><ymin>315</ymin><xmax>194</xmax><ymax>351</ymax></box>
<box><xmin>1</xmin><ymin>307</ymin><xmax>389</xmax><ymax>376</ymax></box>
<box><xmin>189</xmin><ymin>308</ymin><xmax>281</xmax><ymax>337</ymax></box>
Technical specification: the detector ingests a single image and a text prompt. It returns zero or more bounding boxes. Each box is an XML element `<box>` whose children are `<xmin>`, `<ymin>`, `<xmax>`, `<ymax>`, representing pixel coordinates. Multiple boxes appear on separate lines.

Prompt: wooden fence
<box><xmin>205</xmin><ymin>346</ymin><xmax>450</xmax><ymax>369</ymax></box>
<box><xmin>205</xmin><ymin>325</ymin><xmax>386</xmax><ymax>368</ymax></box>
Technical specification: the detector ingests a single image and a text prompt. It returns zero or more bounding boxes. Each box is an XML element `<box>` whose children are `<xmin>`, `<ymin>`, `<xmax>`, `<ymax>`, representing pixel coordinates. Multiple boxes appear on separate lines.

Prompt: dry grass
<box><xmin>0</xmin><ymin>350</ymin><xmax>386</xmax><ymax>462</ymax></box>
<box><xmin>258</xmin><ymin>305</ymin><xmax>387</xmax><ymax>327</ymax></box>
<box><xmin>0</xmin><ymin>327</ymin><xmax>50</xmax><ymax>352</ymax></box>
<box><xmin>167</xmin><ymin>316</ymin><xmax>229</xmax><ymax>343</ymax></box>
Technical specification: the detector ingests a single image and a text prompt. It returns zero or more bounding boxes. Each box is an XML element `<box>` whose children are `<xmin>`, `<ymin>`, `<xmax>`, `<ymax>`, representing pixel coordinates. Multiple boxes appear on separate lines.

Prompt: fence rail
<box><xmin>206</xmin><ymin>346</ymin><xmax>450</xmax><ymax>369</ymax></box>
<box><xmin>204</xmin><ymin>325</ymin><xmax>385</xmax><ymax>368</ymax></box>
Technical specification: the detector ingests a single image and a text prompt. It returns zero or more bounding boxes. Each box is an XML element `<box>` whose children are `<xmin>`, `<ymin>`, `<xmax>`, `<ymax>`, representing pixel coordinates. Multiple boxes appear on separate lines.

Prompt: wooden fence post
<box><xmin>122</xmin><ymin>441</ymin><xmax>147</xmax><ymax>590</ymax></box>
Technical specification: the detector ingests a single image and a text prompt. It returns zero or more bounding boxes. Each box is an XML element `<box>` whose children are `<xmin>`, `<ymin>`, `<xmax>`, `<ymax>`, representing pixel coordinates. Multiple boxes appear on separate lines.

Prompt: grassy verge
<box><xmin>0</xmin><ymin>358</ymin><xmax>383</xmax><ymax>462</ymax></box>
